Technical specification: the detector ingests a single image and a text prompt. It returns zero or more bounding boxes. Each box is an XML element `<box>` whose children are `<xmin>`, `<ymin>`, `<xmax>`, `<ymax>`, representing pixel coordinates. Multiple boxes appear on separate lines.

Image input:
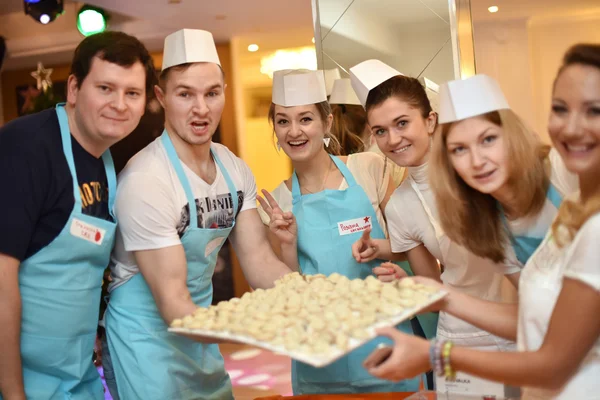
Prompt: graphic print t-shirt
<box><xmin>109</xmin><ymin>136</ymin><xmax>257</xmax><ymax>290</ymax></box>
<box><xmin>0</xmin><ymin>109</ymin><xmax>110</xmax><ymax>261</ymax></box>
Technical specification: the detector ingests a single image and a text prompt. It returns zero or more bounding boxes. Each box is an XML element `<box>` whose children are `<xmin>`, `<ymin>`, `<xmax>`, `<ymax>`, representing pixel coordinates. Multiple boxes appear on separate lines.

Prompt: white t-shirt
<box><xmin>518</xmin><ymin>209</ymin><xmax>600</xmax><ymax>399</ymax></box>
<box><xmin>505</xmin><ymin>148</ymin><xmax>579</xmax><ymax>265</ymax></box>
<box><xmin>386</xmin><ymin>162</ymin><xmax>517</xmax><ymax>342</ymax></box>
<box><xmin>109</xmin><ymin>137</ymin><xmax>257</xmax><ymax>290</ymax></box>
<box><xmin>258</xmin><ymin>152</ymin><xmax>390</xmax><ymax>234</ymax></box>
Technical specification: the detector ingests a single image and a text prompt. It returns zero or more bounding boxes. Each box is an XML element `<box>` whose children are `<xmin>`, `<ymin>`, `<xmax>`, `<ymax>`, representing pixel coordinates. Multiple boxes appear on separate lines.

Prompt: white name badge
<box><xmin>337</xmin><ymin>216</ymin><xmax>372</xmax><ymax>236</ymax></box>
<box><xmin>70</xmin><ymin>218</ymin><xmax>106</xmax><ymax>246</ymax></box>
<box><xmin>435</xmin><ymin>371</ymin><xmax>506</xmax><ymax>397</ymax></box>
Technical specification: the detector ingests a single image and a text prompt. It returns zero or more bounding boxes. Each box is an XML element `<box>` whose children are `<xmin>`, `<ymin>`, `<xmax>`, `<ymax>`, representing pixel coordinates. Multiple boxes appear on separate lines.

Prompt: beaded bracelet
<box><xmin>442</xmin><ymin>341</ymin><xmax>456</xmax><ymax>381</ymax></box>
<box><xmin>428</xmin><ymin>339</ymin><xmax>445</xmax><ymax>377</ymax></box>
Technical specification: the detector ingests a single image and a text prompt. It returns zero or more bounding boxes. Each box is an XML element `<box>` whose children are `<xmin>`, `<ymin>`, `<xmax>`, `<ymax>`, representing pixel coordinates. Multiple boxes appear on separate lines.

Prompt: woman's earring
<box><xmin>276</xmin><ymin>142</ymin><xmax>281</xmax><ymax>151</ymax></box>
<box><xmin>323</xmin><ymin>137</ymin><xmax>331</xmax><ymax>147</ymax></box>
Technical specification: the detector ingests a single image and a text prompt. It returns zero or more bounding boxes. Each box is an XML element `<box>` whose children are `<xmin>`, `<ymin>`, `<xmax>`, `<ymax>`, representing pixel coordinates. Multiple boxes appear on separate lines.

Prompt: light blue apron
<box><xmin>501</xmin><ymin>183</ymin><xmax>563</xmax><ymax>265</ymax></box>
<box><xmin>105</xmin><ymin>130</ymin><xmax>235</xmax><ymax>400</ymax></box>
<box><xmin>290</xmin><ymin>155</ymin><xmax>421</xmax><ymax>395</ymax></box>
<box><xmin>9</xmin><ymin>104</ymin><xmax>117</xmax><ymax>400</ymax></box>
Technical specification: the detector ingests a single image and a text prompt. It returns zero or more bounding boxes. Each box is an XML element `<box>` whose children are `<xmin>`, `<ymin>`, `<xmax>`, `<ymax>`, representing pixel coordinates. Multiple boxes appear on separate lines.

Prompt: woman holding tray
<box><xmin>348</xmin><ymin>60</ymin><xmax>518</xmax><ymax>395</ymax></box>
<box><xmin>364</xmin><ymin>43</ymin><xmax>600</xmax><ymax>400</ymax></box>
<box><xmin>257</xmin><ymin>68</ymin><xmax>424</xmax><ymax>395</ymax></box>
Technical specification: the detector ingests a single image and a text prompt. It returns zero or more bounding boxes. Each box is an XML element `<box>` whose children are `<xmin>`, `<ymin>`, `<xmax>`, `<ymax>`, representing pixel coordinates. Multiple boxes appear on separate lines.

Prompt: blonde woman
<box><xmin>430</xmin><ymin>76</ymin><xmax>578</xmax><ymax>273</ymax></box>
<box><xmin>257</xmin><ymin>69</ymin><xmax>421</xmax><ymax>395</ymax></box>
<box><xmin>364</xmin><ymin>42</ymin><xmax>600</xmax><ymax>400</ymax></box>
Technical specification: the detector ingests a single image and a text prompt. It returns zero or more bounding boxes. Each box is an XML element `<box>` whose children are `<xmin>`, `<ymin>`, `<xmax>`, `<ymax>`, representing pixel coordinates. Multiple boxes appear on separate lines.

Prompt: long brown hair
<box><xmin>268</xmin><ymin>101</ymin><xmax>342</xmax><ymax>156</ymax></box>
<box><xmin>431</xmin><ymin>109</ymin><xmax>550</xmax><ymax>262</ymax></box>
<box><xmin>330</xmin><ymin>104</ymin><xmax>367</xmax><ymax>155</ymax></box>
<box><xmin>552</xmin><ymin>43</ymin><xmax>600</xmax><ymax>247</ymax></box>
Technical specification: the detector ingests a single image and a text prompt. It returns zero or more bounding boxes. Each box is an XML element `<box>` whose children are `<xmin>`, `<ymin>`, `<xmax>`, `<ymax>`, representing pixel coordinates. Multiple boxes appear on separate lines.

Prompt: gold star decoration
<box><xmin>31</xmin><ymin>62</ymin><xmax>53</xmax><ymax>93</ymax></box>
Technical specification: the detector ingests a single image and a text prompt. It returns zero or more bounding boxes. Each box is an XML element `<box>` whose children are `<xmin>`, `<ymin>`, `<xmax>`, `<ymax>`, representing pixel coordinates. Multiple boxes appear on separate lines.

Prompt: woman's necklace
<box><xmin>301</xmin><ymin>157</ymin><xmax>333</xmax><ymax>194</ymax></box>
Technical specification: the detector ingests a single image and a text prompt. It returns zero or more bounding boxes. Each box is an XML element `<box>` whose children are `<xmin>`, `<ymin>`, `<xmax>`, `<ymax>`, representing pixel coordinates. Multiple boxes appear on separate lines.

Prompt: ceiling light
<box><xmin>248</xmin><ymin>44</ymin><xmax>259</xmax><ymax>52</ymax></box>
<box><xmin>488</xmin><ymin>5</ymin><xmax>499</xmax><ymax>13</ymax></box>
<box><xmin>77</xmin><ymin>5</ymin><xmax>109</xmax><ymax>36</ymax></box>
<box><xmin>24</xmin><ymin>0</ymin><xmax>64</xmax><ymax>24</ymax></box>
<box><xmin>260</xmin><ymin>47</ymin><xmax>317</xmax><ymax>78</ymax></box>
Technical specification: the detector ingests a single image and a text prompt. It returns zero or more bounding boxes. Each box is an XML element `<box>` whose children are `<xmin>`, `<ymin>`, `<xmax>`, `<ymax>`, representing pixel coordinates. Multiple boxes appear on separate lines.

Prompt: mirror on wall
<box><xmin>312</xmin><ymin>0</ymin><xmax>465</xmax><ymax>109</ymax></box>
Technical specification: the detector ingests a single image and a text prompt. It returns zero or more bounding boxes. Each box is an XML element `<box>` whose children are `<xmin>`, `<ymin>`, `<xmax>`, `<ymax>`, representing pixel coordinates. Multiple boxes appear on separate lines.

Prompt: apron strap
<box><xmin>161</xmin><ymin>131</ymin><xmax>199</xmax><ymax>229</ymax></box>
<box><xmin>499</xmin><ymin>181</ymin><xmax>564</xmax><ymax>240</ymax></box>
<box><xmin>291</xmin><ymin>171</ymin><xmax>302</xmax><ymax>201</ymax></box>
<box><xmin>330</xmin><ymin>155</ymin><xmax>357</xmax><ymax>187</ymax></box>
<box><xmin>547</xmin><ymin>182</ymin><xmax>563</xmax><ymax>209</ymax></box>
<box><xmin>56</xmin><ymin>103</ymin><xmax>117</xmax><ymax>218</ymax></box>
<box><xmin>101</xmin><ymin>151</ymin><xmax>117</xmax><ymax>219</ymax></box>
<box><xmin>55</xmin><ymin>104</ymin><xmax>82</xmax><ymax>209</ymax></box>
<box><xmin>212</xmin><ymin>147</ymin><xmax>239</xmax><ymax>218</ymax></box>
<box><xmin>409</xmin><ymin>176</ymin><xmax>444</xmax><ymax>237</ymax></box>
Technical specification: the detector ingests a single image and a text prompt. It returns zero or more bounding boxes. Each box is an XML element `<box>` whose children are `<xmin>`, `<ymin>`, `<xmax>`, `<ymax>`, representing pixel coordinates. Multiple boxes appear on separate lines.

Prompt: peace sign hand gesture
<box><xmin>257</xmin><ymin>189</ymin><xmax>297</xmax><ymax>245</ymax></box>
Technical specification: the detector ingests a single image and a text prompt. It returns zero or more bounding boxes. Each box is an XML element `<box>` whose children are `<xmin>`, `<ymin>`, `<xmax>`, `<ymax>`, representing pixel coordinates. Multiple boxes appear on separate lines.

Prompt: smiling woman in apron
<box><xmin>329</xmin><ymin>78</ymin><xmax>407</xmax><ymax>187</ymax></box>
<box><xmin>430</xmin><ymin>76</ymin><xmax>579</xmax><ymax>277</ymax></box>
<box><xmin>364</xmin><ymin>42</ymin><xmax>600</xmax><ymax>400</ymax></box>
<box><xmin>256</xmin><ymin>69</ymin><xmax>422</xmax><ymax>395</ymax></box>
<box><xmin>349</xmin><ymin>60</ymin><xmax>518</xmax><ymax>396</ymax></box>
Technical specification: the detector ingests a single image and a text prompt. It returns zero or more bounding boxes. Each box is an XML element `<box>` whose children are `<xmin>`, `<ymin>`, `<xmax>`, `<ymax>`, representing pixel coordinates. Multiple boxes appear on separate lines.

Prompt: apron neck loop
<box><xmin>161</xmin><ymin>130</ymin><xmax>199</xmax><ymax>229</ymax></box>
<box><xmin>160</xmin><ymin>130</ymin><xmax>239</xmax><ymax>229</ymax></box>
<box><xmin>291</xmin><ymin>155</ymin><xmax>356</xmax><ymax>201</ymax></box>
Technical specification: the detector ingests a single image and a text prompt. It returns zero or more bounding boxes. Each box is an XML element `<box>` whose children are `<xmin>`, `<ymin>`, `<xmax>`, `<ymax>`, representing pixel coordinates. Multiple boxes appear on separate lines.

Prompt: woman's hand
<box><xmin>352</xmin><ymin>229</ymin><xmax>380</xmax><ymax>262</ymax></box>
<box><xmin>364</xmin><ymin>327</ymin><xmax>431</xmax><ymax>382</ymax></box>
<box><xmin>257</xmin><ymin>189</ymin><xmax>297</xmax><ymax>246</ymax></box>
<box><xmin>372</xmin><ymin>261</ymin><xmax>408</xmax><ymax>282</ymax></box>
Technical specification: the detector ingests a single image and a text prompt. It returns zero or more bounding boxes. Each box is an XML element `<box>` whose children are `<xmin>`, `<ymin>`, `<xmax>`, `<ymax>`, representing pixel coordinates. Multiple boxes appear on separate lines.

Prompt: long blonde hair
<box><xmin>551</xmin><ymin>43</ymin><xmax>600</xmax><ymax>247</ymax></box>
<box><xmin>430</xmin><ymin>109</ymin><xmax>550</xmax><ymax>262</ymax></box>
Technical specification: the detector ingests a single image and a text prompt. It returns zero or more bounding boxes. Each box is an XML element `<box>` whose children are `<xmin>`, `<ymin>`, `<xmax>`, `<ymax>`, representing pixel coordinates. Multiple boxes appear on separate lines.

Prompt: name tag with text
<box><xmin>70</xmin><ymin>218</ymin><xmax>106</xmax><ymax>245</ymax></box>
<box><xmin>337</xmin><ymin>216</ymin><xmax>372</xmax><ymax>236</ymax></box>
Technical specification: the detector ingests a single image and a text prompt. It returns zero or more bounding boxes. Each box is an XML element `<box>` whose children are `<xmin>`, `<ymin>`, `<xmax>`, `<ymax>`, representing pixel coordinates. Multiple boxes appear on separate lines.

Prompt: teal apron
<box><xmin>105</xmin><ymin>130</ymin><xmax>235</xmax><ymax>400</ymax></box>
<box><xmin>501</xmin><ymin>183</ymin><xmax>563</xmax><ymax>265</ymax></box>
<box><xmin>10</xmin><ymin>104</ymin><xmax>117</xmax><ymax>400</ymax></box>
<box><xmin>290</xmin><ymin>155</ymin><xmax>421</xmax><ymax>395</ymax></box>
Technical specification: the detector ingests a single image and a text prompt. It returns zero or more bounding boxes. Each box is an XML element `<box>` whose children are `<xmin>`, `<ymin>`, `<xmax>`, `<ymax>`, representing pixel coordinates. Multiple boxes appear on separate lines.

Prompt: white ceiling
<box><xmin>471</xmin><ymin>0</ymin><xmax>600</xmax><ymax>21</ymax></box>
<box><xmin>0</xmin><ymin>0</ymin><xmax>314</xmax><ymax>70</ymax></box>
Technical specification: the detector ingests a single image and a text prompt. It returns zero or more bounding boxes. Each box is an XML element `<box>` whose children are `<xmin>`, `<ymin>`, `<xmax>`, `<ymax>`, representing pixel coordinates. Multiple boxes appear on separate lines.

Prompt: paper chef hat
<box><xmin>422</xmin><ymin>77</ymin><xmax>440</xmax><ymax>113</ymax></box>
<box><xmin>323</xmin><ymin>68</ymin><xmax>341</xmax><ymax>96</ymax></box>
<box><xmin>328</xmin><ymin>78</ymin><xmax>361</xmax><ymax>105</ymax></box>
<box><xmin>349</xmin><ymin>60</ymin><xmax>403</xmax><ymax>107</ymax></box>
<box><xmin>438</xmin><ymin>74</ymin><xmax>509</xmax><ymax>124</ymax></box>
<box><xmin>161</xmin><ymin>29</ymin><xmax>221</xmax><ymax>71</ymax></box>
<box><xmin>272</xmin><ymin>69</ymin><xmax>327</xmax><ymax>107</ymax></box>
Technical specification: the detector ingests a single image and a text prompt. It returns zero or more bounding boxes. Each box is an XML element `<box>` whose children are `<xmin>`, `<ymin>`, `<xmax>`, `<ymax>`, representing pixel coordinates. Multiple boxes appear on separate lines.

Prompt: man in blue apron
<box><xmin>0</xmin><ymin>32</ymin><xmax>154</xmax><ymax>400</ymax></box>
<box><xmin>103</xmin><ymin>29</ymin><xmax>293</xmax><ymax>400</ymax></box>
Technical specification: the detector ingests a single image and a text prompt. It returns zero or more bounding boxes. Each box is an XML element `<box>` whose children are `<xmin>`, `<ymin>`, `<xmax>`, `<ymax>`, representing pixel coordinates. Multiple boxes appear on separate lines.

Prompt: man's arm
<box><xmin>229</xmin><ymin>209</ymin><xmax>293</xmax><ymax>289</ymax></box>
<box><xmin>134</xmin><ymin>245</ymin><xmax>197</xmax><ymax>325</ymax></box>
<box><xmin>0</xmin><ymin>254</ymin><xmax>25</xmax><ymax>400</ymax></box>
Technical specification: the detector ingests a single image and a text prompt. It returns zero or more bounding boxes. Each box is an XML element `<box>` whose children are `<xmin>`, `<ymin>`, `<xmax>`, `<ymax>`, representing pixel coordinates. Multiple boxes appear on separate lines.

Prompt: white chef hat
<box><xmin>349</xmin><ymin>60</ymin><xmax>403</xmax><ymax>108</ymax></box>
<box><xmin>438</xmin><ymin>74</ymin><xmax>509</xmax><ymax>124</ymax></box>
<box><xmin>161</xmin><ymin>29</ymin><xmax>221</xmax><ymax>71</ymax></box>
<box><xmin>328</xmin><ymin>78</ymin><xmax>361</xmax><ymax>106</ymax></box>
<box><xmin>323</xmin><ymin>68</ymin><xmax>342</xmax><ymax>96</ymax></box>
<box><xmin>272</xmin><ymin>69</ymin><xmax>327</xmax><ymax>107</ymax></box>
